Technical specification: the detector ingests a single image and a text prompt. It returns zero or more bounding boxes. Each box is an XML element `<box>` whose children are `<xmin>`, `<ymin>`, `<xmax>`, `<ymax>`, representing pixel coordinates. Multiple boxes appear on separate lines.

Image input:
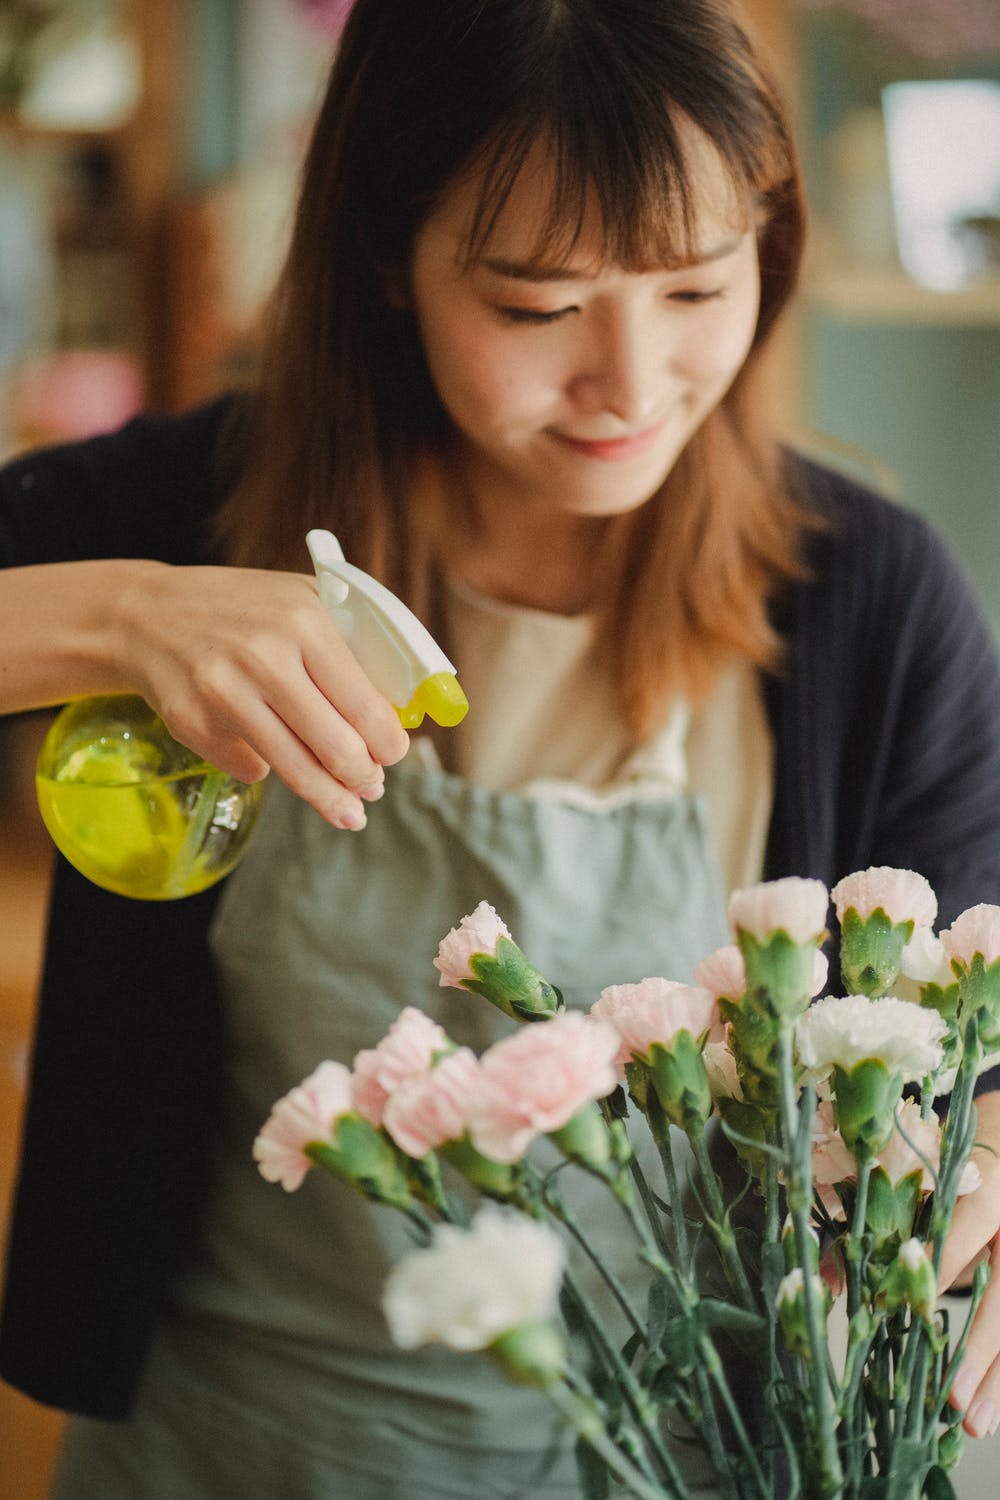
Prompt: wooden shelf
<box><xmin>806</xmin><ymin>264</ymin><xmax>1000</xmax><ymax>326</ymax></box>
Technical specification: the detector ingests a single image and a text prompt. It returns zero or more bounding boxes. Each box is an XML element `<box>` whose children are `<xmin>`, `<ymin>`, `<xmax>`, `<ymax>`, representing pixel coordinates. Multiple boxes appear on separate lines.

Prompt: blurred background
<box><xmin>0</xmin><ymin>2</ymin><xmax>998</xmax><ymax>1493</ymax></box>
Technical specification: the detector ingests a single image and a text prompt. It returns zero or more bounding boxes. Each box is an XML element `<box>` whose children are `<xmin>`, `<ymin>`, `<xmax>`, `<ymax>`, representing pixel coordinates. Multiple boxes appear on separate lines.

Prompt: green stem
<box><xmin>545</xmin><ymin>1185</ymin><xmax>649</xmax><ymax>1344</ymax></box>
<box><xmin>560</xmin><ymin>1266</ymin><xmax>690</xmax><ymax>1497</ymax></box>
<box><xmin>650</xmin><ymin>1094</ymin><xmax>692</xmax><ymax>1279</ymax></box>
<box><xmin>777</xmin><ymin>1023</ymin><xmax>844</xmax><ymax>1498</ymax></box>
<box><xmin>698</xmin><ymin>1334</ymin><xmax>771</xmax><ymax>1499</ymax></box>
<box><xmin>688</xmin><ymin>1129</ymin><xmax>757</xmax><ymax>1313</ymax></box>
<box><xmin>547</xmin><ymin>1381</ymin><xmax>679</xmax><ymax>1500</ymax></box>
<box><xmin>603</xmin><ymin>1094</ymin><xmax>671</xmax><ymax>1257</ymax></box>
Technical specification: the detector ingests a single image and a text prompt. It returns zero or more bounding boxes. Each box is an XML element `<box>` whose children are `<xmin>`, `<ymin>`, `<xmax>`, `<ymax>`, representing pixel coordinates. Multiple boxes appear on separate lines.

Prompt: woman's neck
<box><xmin>431</xmin><ymin>452</ymin><xmax>607</xmax><ymax>615</ymax></box>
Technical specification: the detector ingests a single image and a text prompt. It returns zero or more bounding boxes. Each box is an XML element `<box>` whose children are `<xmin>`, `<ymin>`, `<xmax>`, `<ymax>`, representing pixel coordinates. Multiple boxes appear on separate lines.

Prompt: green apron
<box><xmin>51</xmin><ymin>752</ymin><xmax>732</xmax><ymax>1499</ymax></box>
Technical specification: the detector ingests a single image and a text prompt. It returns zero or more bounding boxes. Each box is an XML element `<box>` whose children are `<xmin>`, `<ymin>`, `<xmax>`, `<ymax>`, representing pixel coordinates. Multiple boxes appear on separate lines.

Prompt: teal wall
<box><xmin>800</xmin><ymin>16</ymin><xmax>1000</xmax><ymax>638</ymax></box>
<box><xmin>807</xmin><ymin>317</ymin><xmax>1000</xmax><ymax>637</ymax></box>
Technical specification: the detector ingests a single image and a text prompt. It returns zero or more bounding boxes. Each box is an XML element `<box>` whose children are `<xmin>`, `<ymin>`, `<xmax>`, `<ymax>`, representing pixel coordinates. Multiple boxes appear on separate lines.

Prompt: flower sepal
<box><xmin>306</xmin><ymin>1115</ymin><xmax>414</xmax><ymax>1211</ymax></box>
<box><xmin>721</xmin><ymin>1000</ymin><xmax>781</xmax><ymax>1108</ymax></box>
<box><xmin>775</xmin><ymin>1267</ymin><xmax>833</xmax><ymax>1360</ymax></box>
<box><xmin>874</xmin><ymin>1237</ymin><xmax>937</xmax><ymax>1323</ymax></box>
<box><xmin>488</xmin><ymin>1318</ymin><xmax>567</xmax><ymax>1388</ymax></box>
<box><xmin>647</xmin><ymin>1032</ymin><xmax>713</xmax><ymax>1133</ymax></box>
<box><xmin>845</xmin><ymin>1165</ymin><xmax>922</xmax><ymax>1260</ymax></box>
<box><xmin>440</xmin><ymin>1136</ymin><xmax>525</xmax><ymax>1200</ymax></box>
<box><xmin>957</xmin><ymin>953</ymin><xmax>1000</xmax><ymax>1052</ymax></box>
<box><xmin>464</xmin><ymin>937</ymin><xmax>564</xmax><ymax>1023</ymax></box>
<box><xmin>832</xmin><ymin>1059</ymin><xmax>904</xmax><ymax>1155</ymax></box>
<box><xmin>551</xmin><ymin>1104</ymin><xmax>629</xmax><ymax>1182</ymax></box>
<box><xmin>737</xmin><ymin>929</ymin><xmax>819</xmax><ymax>1019</ymax></box>
<box><xmin>839</xmin><ymin>906</ymin><xmax>913</xmax><ymax>998</ymax></box>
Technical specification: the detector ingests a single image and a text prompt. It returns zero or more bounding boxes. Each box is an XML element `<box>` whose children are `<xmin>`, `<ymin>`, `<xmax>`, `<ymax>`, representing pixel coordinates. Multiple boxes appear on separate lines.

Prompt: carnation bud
<box><xmin>647</xmin><ymin>1032</ymin><xmax>713</xmax><ymax>1133</ymax></box>
<box><xmin>875</xmin><ymin>1238</ymin><xmax>937</xmax><ymax>1322</ymax></box>
<box><xmin>464</xmin><ymin>938</ymin><xmax>564</xmax><ymax>1023</ymax></box>
<box><xmin>306</xmin><ymin>1114</ymin><xmax>414</xmax><ymax>1211</ymax></box>
<box><xmin>775</xmin><ymin>1267</ymin><xmax>832</xmax><ymax>1360</ymax></box>
<box><xmin>489</xmin><ymin>1319</ymin><xmax>566</xmax><ymax>1388</ymax></box>
<box><xmin>831</xmin><ymin>1060</ymin><xmax>904</xmax><ymax>1156</ymax></box>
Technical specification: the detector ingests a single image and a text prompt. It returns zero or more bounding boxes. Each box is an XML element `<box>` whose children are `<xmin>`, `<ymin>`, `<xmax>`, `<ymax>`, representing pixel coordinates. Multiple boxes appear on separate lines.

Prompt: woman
<box><xmin>2</xmin><ymin>1</ymin><xmax>1000</xmax><ymax>1494</ymax></box>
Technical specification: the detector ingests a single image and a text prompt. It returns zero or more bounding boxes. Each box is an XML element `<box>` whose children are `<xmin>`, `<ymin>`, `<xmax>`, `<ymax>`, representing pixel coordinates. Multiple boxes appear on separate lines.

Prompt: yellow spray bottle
<box><xmin>35</xmin><ymin>532</ymin><xmax>469</xmax><ymax>900</ymax></box>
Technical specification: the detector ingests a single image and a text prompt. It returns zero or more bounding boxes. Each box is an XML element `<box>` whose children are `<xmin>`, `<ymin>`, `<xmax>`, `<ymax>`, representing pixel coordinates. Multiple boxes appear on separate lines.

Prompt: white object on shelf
<box><xmin>882</xmin><ymin>79</ymin><xmax>1000</xmax><ymax>294</ymax></box>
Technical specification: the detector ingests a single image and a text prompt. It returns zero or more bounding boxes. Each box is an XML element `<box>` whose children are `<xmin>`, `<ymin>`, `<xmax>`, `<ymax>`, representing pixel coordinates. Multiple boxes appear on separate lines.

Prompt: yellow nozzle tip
<box><xmin>397</xmin><ymin>672</ymin><xmax>469</xmax><ymax>730</ymax></box>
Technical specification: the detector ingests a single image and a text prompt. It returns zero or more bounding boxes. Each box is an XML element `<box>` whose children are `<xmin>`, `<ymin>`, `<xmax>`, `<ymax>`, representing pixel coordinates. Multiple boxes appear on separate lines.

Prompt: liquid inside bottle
<box><xmin>36</xmin><ymin>696</ymin><xmax>264</xmax><ymax>900</ymax></box>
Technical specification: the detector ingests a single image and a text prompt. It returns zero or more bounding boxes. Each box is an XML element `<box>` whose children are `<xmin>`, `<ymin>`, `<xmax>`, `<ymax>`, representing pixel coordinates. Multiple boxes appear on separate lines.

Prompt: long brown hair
<box><xmin>217</xmin><ymin>0</ymin><xmax>815</xmax><ymax>735</ymax></box>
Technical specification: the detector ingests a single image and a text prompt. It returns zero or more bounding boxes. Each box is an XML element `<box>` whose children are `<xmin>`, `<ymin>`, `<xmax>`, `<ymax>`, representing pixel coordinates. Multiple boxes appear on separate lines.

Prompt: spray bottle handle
<box><xmin>306</xmin><ymin>529</ymin><xmax>468</xmax><ymax>729</ymax></box>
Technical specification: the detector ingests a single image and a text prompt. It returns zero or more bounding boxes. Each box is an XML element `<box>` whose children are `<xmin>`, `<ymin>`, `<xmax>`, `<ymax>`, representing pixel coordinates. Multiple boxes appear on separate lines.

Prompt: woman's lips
<box><xmin>549</xmin><ymin>423</ymin><xmax>664</xmax><ymax>461</ymax></box>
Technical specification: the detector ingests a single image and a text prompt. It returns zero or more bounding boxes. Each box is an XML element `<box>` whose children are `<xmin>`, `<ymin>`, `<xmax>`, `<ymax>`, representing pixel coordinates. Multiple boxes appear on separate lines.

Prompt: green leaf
<box><xmin>697</xmin><ymin>1297</ymin><xmax>767</xmax><ymax>1337</ymax></box>
<box><xmin>660</xmin><ymin>1314</ymin><xmax>698</xmax><ymax>1377</ymax></box>
<box><xmin>924</xmin><ymin>1466</ymin><xmax>957</xmax><ymax>1500</ymax></box>
<box><xmin>647</xmin><ymin>1274</ymin><xmax>669</xmax><ymax>1347</ymax></box>
<box><xmin>762</xmin><ymin>1239</ymin><xmax>787</xmax><ymax>1304</ymax></box>
<box><xmin>885</xmin><ymin>1439</ymin><xmax>932</xmax><ymax>1500</ymax></box>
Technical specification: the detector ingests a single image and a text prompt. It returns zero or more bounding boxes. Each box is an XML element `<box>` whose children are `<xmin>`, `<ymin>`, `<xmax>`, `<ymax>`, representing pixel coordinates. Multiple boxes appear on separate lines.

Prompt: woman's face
<box><xmin>406</xmin><ymin>140</ymin><xmax>762</xmax><ymax>531</ymax></box>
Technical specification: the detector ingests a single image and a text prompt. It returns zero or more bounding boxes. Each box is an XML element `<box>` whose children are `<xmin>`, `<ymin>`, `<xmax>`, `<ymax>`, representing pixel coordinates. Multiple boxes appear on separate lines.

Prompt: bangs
<box><xmin>455</xmin><ymin>84</ymin><xmax>786</xmax><ymax>275</ymax></box>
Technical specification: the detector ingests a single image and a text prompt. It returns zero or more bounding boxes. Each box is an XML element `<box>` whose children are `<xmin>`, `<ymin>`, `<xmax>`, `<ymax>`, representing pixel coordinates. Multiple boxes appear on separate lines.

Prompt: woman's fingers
<box><xmin>120</xmin><ymin>563</ymin><xmax>413</xmax><ymax>822</ymax></box>
<box><xmin>948</xmin><ymin>1230</ymin><xmax>1000</xmax><ymax>1438</ymax></box>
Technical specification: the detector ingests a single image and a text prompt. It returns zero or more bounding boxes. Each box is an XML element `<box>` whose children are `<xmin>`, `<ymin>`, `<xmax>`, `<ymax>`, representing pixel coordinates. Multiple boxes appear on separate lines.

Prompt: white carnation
<box><xmin>383</xmin><ymin>1205</ymin><xmax>565</xmax><ymax>1352</ymax></box>
<box><xmin>941</xmin><ymin>905</ymin><xmax>1000</xmax><ymax>970</ymax></box>
<box><xmin>728</xmin><ymin>877</ymin><xmax>829</xmax><ymax>944</ymax></box>
<box><xmin>832</xmin><ymin>867</ymin><xmax>937</xmax><ymax>928</ymax></box>
<box><xmin>796</xmin><ymin>994</ymin><xmax>947</xmax><ymax>1083</ymax></box>
<box><xmin>899</xmin><ymin>928</ymin><xmax>952</xmax><ymax>987</ymax></box>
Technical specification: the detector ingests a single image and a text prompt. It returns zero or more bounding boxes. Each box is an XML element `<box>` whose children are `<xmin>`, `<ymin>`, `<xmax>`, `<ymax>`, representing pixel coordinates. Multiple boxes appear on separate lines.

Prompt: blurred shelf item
<box><xmin>804</xmin><ymin>223</ymin><xmax>1000</xmax><ymax>325</ymax></box>
<box><xmin>166</xmin><ymin>163</ymin><xmax>299</xmax><ymax>410</ymax></box>
<box><xmin>806</xmin><ymin>263</ymin><xmax>1000</xmax><ymax>324</ymax></box>
<box><xmin>0</xmin><ymin>0</ymin><xmax>181</xmax><ymax>448</ymax></box>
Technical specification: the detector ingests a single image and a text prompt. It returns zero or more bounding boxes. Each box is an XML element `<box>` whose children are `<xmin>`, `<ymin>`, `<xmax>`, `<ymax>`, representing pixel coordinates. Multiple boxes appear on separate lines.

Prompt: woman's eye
<box><xmin>669</xmin><ymin>287</ymin><xmax>726</xmax><ymax>305</ymax></box>
<box><xmin>497</xmin><ymin>305</ymin><xmax>574</xmax><ymax>325</ymax></box>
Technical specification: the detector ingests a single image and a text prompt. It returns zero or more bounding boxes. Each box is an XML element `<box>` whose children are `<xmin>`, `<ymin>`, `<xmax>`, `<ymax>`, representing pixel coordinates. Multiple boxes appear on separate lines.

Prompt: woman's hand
<box><xmin>116</xmin><ymin>560</ymin><xmax>411</xmax><ymax>829</ymax></box>
<box><xmin>941</xmin><ymin>1091</ymin><xmax>1000</xmax><ymax>1439</ymax></box>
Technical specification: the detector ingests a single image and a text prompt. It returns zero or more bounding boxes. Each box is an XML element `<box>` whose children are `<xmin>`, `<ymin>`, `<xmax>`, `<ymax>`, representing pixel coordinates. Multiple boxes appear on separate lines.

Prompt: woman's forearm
<box><xmin>0</xmin><ymin>558</ymin><xmax>163</xmax><ymax>714</ymax></box>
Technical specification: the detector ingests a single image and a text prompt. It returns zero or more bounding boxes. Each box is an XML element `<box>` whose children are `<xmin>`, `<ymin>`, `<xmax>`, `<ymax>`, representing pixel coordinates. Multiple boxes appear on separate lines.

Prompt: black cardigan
<box><xmin>2</xmin><ymin>401</ymin><xmax>999</xmax><ymax>1418</ymax></box>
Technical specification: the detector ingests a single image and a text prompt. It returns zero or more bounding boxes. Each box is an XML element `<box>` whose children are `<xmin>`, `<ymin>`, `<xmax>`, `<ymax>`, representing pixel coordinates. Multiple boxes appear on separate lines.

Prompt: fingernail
<box><xmin>967</xmin><ymin>1398</ymin><xmax>999</xmax><ymax>1439</ymax></box>
<box><xmin>358</xmin><ymin>778</ymin><xmax>385</xmax><ymax>802</ymax></box>
<box><xmin>338</xmin><ymin>804</ymin><xmax>367</xmax><ymax>831</ymax></box>
<box><xmin>952</xmin><ymin>1370</ymin><xmax>977</xmax><ymax>1410</ymax></box>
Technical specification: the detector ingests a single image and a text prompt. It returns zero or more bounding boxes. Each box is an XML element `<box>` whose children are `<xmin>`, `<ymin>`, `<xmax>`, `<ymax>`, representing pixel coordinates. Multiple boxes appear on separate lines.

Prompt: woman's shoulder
<box><xmin>782</xmin><ymin>447</ymin><xmax>973</xmax><ymax>612</ymax></box>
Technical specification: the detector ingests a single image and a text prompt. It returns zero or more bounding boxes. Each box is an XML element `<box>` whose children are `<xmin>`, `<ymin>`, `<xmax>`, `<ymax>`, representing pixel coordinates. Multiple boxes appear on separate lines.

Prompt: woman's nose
<box><xmin>567</xmin><ymin>310</ymin><xmax>665</xmax><ymax>425</ymax></box>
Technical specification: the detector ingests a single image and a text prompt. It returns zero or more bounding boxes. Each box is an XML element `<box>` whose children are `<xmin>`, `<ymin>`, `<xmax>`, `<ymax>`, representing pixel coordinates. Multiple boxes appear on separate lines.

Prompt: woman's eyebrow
<box><xmin>478</xmin><ymin>257</ymin><xmax>596</xmax><ymax>283</ymax></box>
<box><xmin>478</xmin><ymin>233</ymin><xmax>746</xmax><ymax>283</ymax></box>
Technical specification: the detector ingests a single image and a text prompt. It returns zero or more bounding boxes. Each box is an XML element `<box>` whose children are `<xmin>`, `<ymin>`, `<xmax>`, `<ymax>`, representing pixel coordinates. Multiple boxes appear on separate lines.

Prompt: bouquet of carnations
<box><xmin>254</xmin><ymin>868</ymin><xmax>1000</xmax><ymax>1500</ymax></box>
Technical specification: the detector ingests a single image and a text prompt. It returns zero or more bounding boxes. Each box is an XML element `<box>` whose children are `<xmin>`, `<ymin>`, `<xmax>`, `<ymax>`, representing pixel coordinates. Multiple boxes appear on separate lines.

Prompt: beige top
<box><xmin>424</xmin><ymin>575</ymin><xmax>774</xmax><ymax>894</ymax></box>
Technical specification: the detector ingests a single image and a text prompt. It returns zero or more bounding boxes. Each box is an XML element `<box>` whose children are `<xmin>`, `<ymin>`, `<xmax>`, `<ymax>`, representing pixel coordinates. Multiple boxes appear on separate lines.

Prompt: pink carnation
<box><xmin>696</xmin><ymin>943</ymin><xmax>828</xmax><ymax>1002</ymax></box>
<box><xmin>351</xmin><ymin>1007</ymin><xmax>450</xmax><ymax>1125</ymax></box>
<box><xmin>253</xmin><ymin>1060</ymin><xmax>353</xmax><ymax>1192</ymax></box>
<box><xmin>695</xmin><ymin>946</ymin><xmax>746</xmax><ymax>1002</ymax></box>
<box><xmin>877</xmin><ymin>1099</ymin><xmax>979</xmax><ymax>1196</ymax></box>
<box><xmin>728</xmin><ymin>877</ymin><xmax>829</xmax><ymax>944</ymax></box>
<box><xmin>702</xmin><ymin>1035</ymin><xmax>743</xmax><ymax>1101</ymax></box>
<box><xmin>383</xmin><ymin>1048</ymin><xmax>480</xmax><ymax>1158</ymax></box>
<box><xmin>591</xmin><ymin>977</ymin><xmax>723</xmax><ymax>1070</ymax></box>
<box><xmin>433</xmin><ymin>901</ymin><xmax>513</xmax><ymax>989</ymax></box>
<box><xmin>811</xmin><ymin>1099</ymin><xmax>856</xmax><ymax>1217</ymax></box>
<box><xmin>941</xmin><ymin>904</ymin><xmax>1000</xmax><ymax>970</ymax></box>
<box><xmin>468</xmin><ymin>1013</ymin><xmax>620</xmax><ymax>1163</ymax></box>
<box><xmin>831</xmin><ymin>866</ymin><xmax>937</xmax><ymax>928</ymax></box>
